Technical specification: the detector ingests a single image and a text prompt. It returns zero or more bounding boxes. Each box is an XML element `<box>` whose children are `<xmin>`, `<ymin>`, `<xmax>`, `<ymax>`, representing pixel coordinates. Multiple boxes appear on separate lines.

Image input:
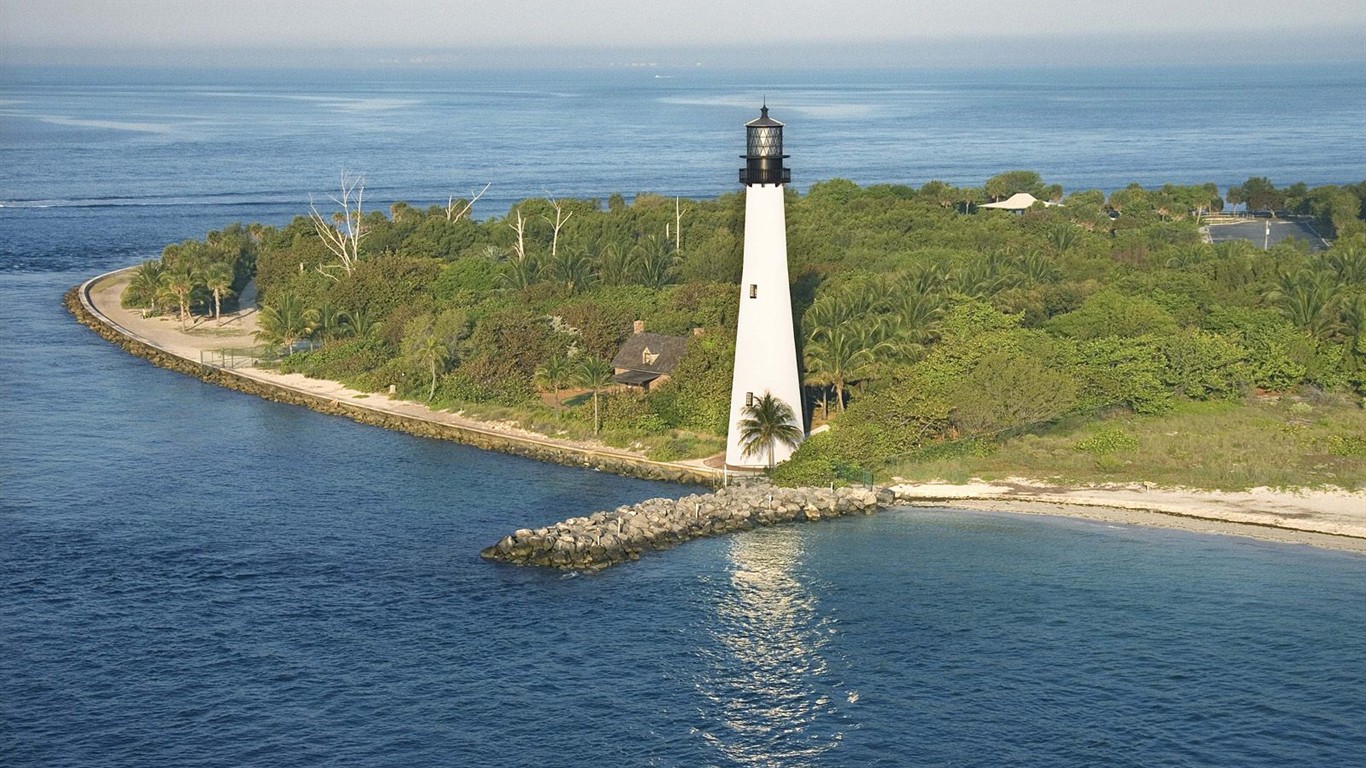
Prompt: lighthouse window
<box><xmin>747</xmin><ymin>127</ymin><xmax>782</xmax><ymax>157</ymax></box>
<box><xmin>749</xmin><ymin>284</ymin><xmax>757</xmax><ymax>299</ymax></box>
<box><xmin>745</xmin><ymin>392</ymin><xmax>754</xmax><ymax>407</ymax></box>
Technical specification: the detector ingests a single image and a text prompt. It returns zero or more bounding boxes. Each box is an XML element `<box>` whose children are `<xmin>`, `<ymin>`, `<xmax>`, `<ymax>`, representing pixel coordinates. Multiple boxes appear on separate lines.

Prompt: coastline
<box><xmin>71</xmin><ymin>268</ymin><xmax>1366</xmax><ymax>554</ymax></box>
<box><xmin>890</xmin><ymin>481</ymin><xmax>1366</xmax><ymax>555</ymax></box>
<box><xmin>67</xmin><ymin>268</ymin><xmax>721</xmax><ymax>486</ymax></box>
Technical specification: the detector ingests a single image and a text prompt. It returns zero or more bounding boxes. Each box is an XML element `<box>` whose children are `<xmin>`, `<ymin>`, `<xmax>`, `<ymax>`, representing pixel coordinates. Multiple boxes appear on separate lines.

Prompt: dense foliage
<box><xmin>129</xmin><ymin>173</ymin><xmax>1366</xmax><ymax>473</ymax></box>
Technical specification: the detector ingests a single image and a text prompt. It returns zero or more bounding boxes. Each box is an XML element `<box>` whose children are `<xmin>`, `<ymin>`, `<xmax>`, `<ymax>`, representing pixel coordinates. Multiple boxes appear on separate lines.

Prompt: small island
<box><xmin>70</xmin><ymin>171</ymin><xmax>1366</xmax><ymax>559</ymax></box>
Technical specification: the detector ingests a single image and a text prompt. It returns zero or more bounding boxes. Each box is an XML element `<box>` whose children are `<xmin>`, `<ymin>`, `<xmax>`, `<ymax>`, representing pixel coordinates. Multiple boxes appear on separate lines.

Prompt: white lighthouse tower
<box><xmin>725</xmin><ymin>105</ymin><xmax>805</xmax><ymax>468</ymax></box>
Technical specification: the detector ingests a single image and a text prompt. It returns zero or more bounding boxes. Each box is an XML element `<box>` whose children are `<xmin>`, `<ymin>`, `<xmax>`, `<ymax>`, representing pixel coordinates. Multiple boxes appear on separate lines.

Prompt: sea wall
<box><xmin>65</xmin><ymin>283</ymin><xmax>716</xmax><ymax>486</ymax></box>
<box><xmin>481</xmin><ymin>484</ymin><xmax>894</xmax><ymax>571</ymax></box>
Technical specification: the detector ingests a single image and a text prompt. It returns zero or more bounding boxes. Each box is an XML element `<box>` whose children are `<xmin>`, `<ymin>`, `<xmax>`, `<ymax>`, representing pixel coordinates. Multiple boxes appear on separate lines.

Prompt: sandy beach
<box><xmin>890</xmin><ymin>480</ymin><xmax>1366</xmax><ymax>554</ymax></box>
<box><xmin>78</xmin><ymin>268</ymin><xmax>1366</xmax><ymax>553</ymax></box>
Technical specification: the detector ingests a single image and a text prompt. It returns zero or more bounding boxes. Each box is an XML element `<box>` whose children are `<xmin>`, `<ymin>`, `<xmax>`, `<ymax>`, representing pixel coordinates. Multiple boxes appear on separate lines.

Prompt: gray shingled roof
<box><xmin>611</xmin><ymin>332</ymin><xmax>688</xmax><ymax>375</ymax></box>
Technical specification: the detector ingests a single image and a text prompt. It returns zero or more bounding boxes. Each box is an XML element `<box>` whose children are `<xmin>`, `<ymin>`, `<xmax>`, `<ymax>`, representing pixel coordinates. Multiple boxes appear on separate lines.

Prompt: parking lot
<box><xmin>1205</xmin><ymin>219</ymin><xmax>1329</xmax><ymax>252</ymax></box>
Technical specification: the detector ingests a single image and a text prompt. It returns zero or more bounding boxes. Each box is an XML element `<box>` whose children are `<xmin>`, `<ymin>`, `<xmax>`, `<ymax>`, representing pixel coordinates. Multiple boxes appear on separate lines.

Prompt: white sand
<box><xmin>891</xmin><ymin>479</ymin><xmax>1366</xmax><ymax>553</ymax></box>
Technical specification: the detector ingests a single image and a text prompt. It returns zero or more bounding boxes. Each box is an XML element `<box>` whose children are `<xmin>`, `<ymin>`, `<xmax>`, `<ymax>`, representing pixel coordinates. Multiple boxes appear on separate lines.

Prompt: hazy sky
<box><xmin>4</xmin><ymin>0</ymin><xmax>1365</xmax><ymax>67</ymax></box>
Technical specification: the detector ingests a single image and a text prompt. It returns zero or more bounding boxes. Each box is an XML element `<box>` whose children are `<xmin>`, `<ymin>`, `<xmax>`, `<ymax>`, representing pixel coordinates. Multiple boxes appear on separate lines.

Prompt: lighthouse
<box><xmin>725</xmin><ymin>105</ymin><xmax>805</xmax><ymax>468</ymax></box>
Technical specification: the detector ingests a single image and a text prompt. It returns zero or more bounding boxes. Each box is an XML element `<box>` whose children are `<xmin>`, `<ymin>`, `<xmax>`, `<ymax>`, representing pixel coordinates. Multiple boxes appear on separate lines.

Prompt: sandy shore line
<box><xmin>73</xmin><ymin>268</ymin><xmax>722</xmax><ymax>485</ymax></box>
<box><xmin>891</xmin><ymin>480</ymin><xmax>1366</xmax><ymax>554</ymax></box>
<box><xmin>75</xmin><ymin>267</ymin><xmax>1366</xmax><ymax>553</ymax></box>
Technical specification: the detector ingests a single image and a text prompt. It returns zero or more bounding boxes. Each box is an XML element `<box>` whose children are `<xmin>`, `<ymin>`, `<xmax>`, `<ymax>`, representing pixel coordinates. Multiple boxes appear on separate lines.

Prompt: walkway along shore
<box><xmin>71</xmin><ymin>268</ymin><xmax>1366</xmax><ymax>562</ymax></box>
<box><xmin>68</xmin><ymin>268</ymin><xmax>721</xmax><ymax>486</ymax></box>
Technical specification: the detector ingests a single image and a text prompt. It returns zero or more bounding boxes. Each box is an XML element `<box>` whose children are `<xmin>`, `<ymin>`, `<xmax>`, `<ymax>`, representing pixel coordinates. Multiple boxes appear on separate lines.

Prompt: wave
<box><xmin>193</xmin><ymin>91</ymin><xmax>421</xmax><ymax>112</ymax></box>
<box><xmin>0</xmin><ymin>111</ymin><xmax>176</xmax><ymax>134</ymax></box>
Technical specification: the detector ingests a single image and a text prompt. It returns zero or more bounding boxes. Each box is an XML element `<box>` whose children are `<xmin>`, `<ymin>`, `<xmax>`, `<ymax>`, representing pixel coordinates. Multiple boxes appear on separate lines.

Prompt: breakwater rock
<box><xmin>481</xmin><ymin>485</ymin><xmax>895</xmax><ymax>571</ymax></box>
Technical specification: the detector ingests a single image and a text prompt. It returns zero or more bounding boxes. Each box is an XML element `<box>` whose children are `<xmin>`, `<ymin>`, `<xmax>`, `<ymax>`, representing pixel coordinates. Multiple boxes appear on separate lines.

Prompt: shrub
<box><xmin>769</xmin><ymin>431</ymin><xmax>868</xmax><ymax>488</ymax></box>
<box><xmin>1323</xmin><ymin>434</ymin><xmax>1366</xmax><ymax>457</ymax></box>
<box><xmin>601</xmin><ymin>391</ymin><xmax>668</xmax><ymax>434</ymax></box>
<box><xmin>1075</xmin><ymin>427</ymin><xmax>1140</xmax><ymax>455</ymax></box>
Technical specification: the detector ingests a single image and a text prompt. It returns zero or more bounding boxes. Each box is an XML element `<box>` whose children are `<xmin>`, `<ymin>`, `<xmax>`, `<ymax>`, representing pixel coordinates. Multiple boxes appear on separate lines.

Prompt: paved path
<box><xmin>81</xmin><ymin>268</ymin><xmax>726</xmax><ymax>481</ymax></box>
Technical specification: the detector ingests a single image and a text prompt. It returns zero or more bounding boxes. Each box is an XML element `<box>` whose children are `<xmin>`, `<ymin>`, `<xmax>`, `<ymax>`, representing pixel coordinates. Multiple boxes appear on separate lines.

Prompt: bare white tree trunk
<box><xmin>509</xmin><ymin>208</ymin><xmax>528</xmax><ymax>264</ymax></box>
<box><xmin>674</xmin><ymin>196</ymin><xmax>687</xmax><ymax>254</ymax></box>
<box><xmin>446</xmin><ymin>182</ymin><xmax>491</xmax><ymax>222</ymax></box>
<box><xmin>310</xmin><ymin>172</ymin><xmax>367</xmax><ymax>279</ymax></box>
<box><xmin>543</xmin><ymin>194</ymin><xmax>574</xmax><ymax>260</ymax></box>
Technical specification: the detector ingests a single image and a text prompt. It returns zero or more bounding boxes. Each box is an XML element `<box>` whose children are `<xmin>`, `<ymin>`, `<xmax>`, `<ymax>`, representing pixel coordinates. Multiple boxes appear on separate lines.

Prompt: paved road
<box><xmin>1207</xmin><ymin>220</ymin><xmax>1329</xmax><ymax>252</ymax></box>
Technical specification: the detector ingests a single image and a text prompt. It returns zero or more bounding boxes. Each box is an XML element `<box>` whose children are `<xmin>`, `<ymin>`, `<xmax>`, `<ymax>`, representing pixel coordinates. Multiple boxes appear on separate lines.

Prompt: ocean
<box><xmin>2</xmin><ymin>63</ymin><xmax>1365</xmax><ymax>766</ymax></box>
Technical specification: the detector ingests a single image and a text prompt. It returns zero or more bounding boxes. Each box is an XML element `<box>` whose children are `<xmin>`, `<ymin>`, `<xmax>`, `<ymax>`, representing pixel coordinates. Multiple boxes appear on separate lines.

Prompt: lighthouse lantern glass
<box><xmin>747</xmin><ymin>126</ymin><xmax>782</xmax><ymax>157</ymax></box>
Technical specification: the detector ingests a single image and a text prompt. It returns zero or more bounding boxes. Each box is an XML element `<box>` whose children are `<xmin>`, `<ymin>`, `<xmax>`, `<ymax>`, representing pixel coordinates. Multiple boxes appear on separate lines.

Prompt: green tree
<box><xmin>310</xmin><ymin>301</ymin><xmax>352</xmax><ymax>341</ymax></box>
<box><xmin>549</xmin><ymin>247</ymin><xmax>596</xmax><ymax>295</ymax></box>
<box><xmin>805</xmin><ymin>324</ymin><xmax>882</xmax><ymax>415</ymax></box>
<box><xmin>255</xmin><ymin>292</ymin><xmax>312</xmax><ymax>350</ymax></box>
<box><xmin>737</xmin><ymin>392</ymin><xmax>804</xmax><ymax>469</ymax></box>
<box><xmin>951</xmin><ymin>347</ymin><xmax>1080</xmax><ymax>436</ymax></box>
<box><xmin>347</xmin><ymin>307</ymin><xmax>382</xmax><ymax>339</ymax></box>
<box><xmin>401</xmin><ymin>315</ymin><xmax>451</xmax><ymax>402</ymax></box>
<box><xmin>201</xmin><ymin>261</ymin><xmax>235</xmax><ymax>325</ymax></box>
<box><xmin>534</xmin><ymin>354</ymin><xmax>571</xmax><ymax>410</ymax></box>
<box><xmin>632</xmin><ymin>234</ymin><xmax>677</xmax><ymax>288</ymax></box>
<box><xmin>1267</xmin><ymin>270</ymin><xmax>1340</xmax><ymax>340</ymax></box>
<box><xmin>575</xmin><ymin>356</ymin><xmax>616</xmax><ymax>434</ymax></box>
<box><xmin>1229</xmin><ymin>177</ymin><xmax>1284</xmax><ymax>212</ymax></box>
<box><xmin>983</xmin><ymin>170</ymin><xmax>1059</xmax><ymax>202</ymax></box>
<box><xmin>594</xmin><ymin>242</ymin><xmax>633</xmax><ymax>286</ymax></box>
<box><xmin>418</xmin><ymin>335</ymin><xmax>449</xmax><ymax>401</ymax></box>
<box><xmin>127</xmin><ymin>260</ymin><xmax>165</xmax><ymax>314</ymax></box>
<box><xmin>161</xmin><ymin>265</ymin><xmax>197</xmax><ymax>327</ymax></box>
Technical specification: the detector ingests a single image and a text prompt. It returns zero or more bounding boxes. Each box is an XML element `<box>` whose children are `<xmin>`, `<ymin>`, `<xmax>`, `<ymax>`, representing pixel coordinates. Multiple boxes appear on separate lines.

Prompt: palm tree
<box><xmin>550</xmin><ymin>248</ymin><xmax>596</xmax><ymax>295</ymax></box>
<box><xmin>161</xmin><ymin>266</ymin><xmax>197</xmax><ymax>328</ymax></box>
<box><xmin>534</xmin><ymin>354</ymin><xmax>571</xmax><ymax>410</ymax></box>
<box><xmin>595</xmin><ymin>242</ymin><xmax>633</xmax><ymax>286</ymax></box>
<box><xmin>1267</xmin><ymin>270</ymin><xmax>1340</xmax><ymax>340</ymax></box>
<box><xmin>1326</xmin><ymin>243</ymin><xmax>1366</xmax><ymax>285</ymax></box>
<box><xmin>632</xmin><ymin>234</ymin><xmax>676</xmax><ymax>288</ymax></box>
<box><xmin>1045</xmin><ymin>222</ymin><xmax>1080</xmax><ymax>253</ymax></box>
<box><xmin>255</xmin><ymin>292</ymin><xmax>312</xmax><ymax>351</ymax></box>
<box><xmin>419</xmin><ymin>334</ymin><xmax>449</xmax><ymax>401</ymax></box>
<box><xmin>128</xmin><ymin>260</ymin><xmax>165</xmax><ymax>314</ymax></box>
<box><xmin>737</xmin><ymin>392</ymin><xmax>804</xmax><ymax>469</ymax></box>
<box><xmin>1338</xmin><ymin>293</ymin><xmax>1366</xmax><ymax>363</ymax></box>
<box><xmin>201</xmin><ymin>262</ymin><xmax>235</xmax><ymax>325</ymax></box>
<box><xmin>892</xmin><ymin>289</ymin><xmax>943</xmax><ymax>347</ymax></box>
<box><xmin>499</xmin><ymin>253</ymin><xmax>537</xmax><ymax>290</ymax></box>
<box><xmin>1013</xmin><ymin>249</ymin><xmax>1061</xmax><ymax>284</ymax></box>
<box><xmin>310</xmin><ymin>301</ymin><xmax>352</xmax><ymax>341</ymax></box>
<box><xmin>575</xmin><ymin>356</ymin><xmax>616</xmax><ymax>435</ymax></box>
<box><xmin>346</xmin><ymin>307</ymin><xmax>381</xmax><ymax>339</ymax></box>
<box><xmin>804</xmin><ymin>324</ymin><xmax>880</xmax><ymax>415</ymax></box>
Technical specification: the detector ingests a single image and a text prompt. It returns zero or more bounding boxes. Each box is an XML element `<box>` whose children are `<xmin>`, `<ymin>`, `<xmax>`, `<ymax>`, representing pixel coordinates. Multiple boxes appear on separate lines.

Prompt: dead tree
<box><xmin>310</xmin><ymin>172</ymin><xmax>367</xmax><ymax>279</ymax></box>
<box><xmin>509</xmin><ymin>207</ymin><xmax>528</xmax><ymax>264</ymax></box>
<box><xmin>674</xmin><ymin>196</ymin><xmax>687</xmax><ymax>254</ymax></box>
<box><xmin>446</xmin><ymin>182</ymin><xmax>491</xmax><ymax>222</ymax></box>
<box><xmin>542</xmin><ymin>193</ymin><xmax>574</xmax><ymax>260</ymax></box>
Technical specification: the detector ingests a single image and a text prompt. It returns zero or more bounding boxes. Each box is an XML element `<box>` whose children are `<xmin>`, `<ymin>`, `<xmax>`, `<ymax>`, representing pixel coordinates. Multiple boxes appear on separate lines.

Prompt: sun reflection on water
<box><xmin>692</xmin><ymin>529</ymin><xmax>856</xmax><ymax>765</ymax></box>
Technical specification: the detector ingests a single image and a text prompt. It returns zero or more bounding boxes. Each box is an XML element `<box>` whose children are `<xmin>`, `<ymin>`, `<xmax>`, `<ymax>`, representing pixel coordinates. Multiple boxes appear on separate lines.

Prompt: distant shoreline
<box><xmin>69</xmin><ymin>267</ymin><xmax>1366</xmax><ymax>555</ymax></box>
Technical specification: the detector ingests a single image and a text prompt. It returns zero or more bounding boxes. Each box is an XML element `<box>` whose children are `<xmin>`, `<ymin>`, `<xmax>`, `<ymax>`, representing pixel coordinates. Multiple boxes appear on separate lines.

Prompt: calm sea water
<box><xmin>3</xmin><ymin>64</ymin><xmax>1366</xmax><ymax>766</ymax></box>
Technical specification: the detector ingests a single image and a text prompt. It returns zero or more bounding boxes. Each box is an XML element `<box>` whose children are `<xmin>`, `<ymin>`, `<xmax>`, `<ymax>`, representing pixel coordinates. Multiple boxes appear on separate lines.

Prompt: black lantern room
<box><xmin>739</xmin><ymin>105</ymin><xmax>790</xmax><ymax>186</ymax></box>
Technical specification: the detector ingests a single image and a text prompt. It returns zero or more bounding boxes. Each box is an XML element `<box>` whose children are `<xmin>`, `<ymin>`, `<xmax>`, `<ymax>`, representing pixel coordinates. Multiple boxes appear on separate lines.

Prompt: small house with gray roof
<box><xmin>611</xmin><ymin>321</ymin><xmax>688</xmax><ymax>391</ymax></box>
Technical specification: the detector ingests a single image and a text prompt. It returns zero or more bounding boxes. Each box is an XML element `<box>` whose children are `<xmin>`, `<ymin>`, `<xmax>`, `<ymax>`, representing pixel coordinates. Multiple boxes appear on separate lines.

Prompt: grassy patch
<box><xmin>884</xmin><ymin>395</ymin><xmax>1366</xmax><ymax>491</ymax></box>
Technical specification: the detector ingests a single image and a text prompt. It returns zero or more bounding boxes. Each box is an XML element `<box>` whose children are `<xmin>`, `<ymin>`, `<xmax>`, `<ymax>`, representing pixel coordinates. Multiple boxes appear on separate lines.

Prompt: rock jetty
<box><xmin>481</xmin><ymin>484</ymin><xmax>895</xmax><ymax>571</ymax></box>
